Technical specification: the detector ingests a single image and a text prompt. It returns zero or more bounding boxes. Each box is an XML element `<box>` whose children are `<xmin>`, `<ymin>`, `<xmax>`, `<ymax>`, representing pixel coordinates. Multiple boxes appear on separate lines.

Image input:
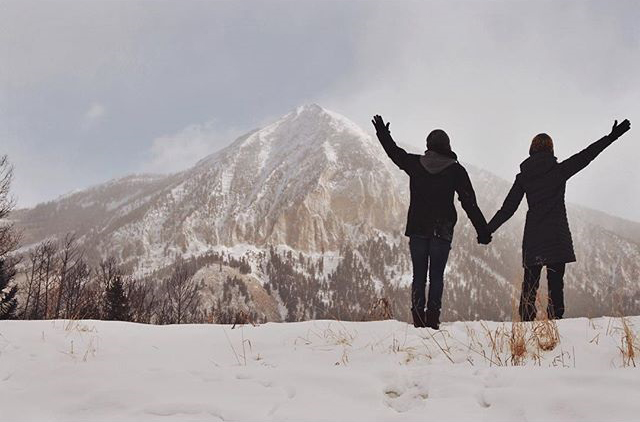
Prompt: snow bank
<box><xmin>1</xmin><ymin>317</ymin><xmax>639</xmax><ymax>421</ymax></box>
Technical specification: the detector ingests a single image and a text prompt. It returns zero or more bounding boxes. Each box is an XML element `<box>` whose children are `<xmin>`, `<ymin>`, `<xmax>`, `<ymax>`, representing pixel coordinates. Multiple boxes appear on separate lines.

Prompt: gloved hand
<box><xmin>610</xmin><ymin>119</ymin><xmax>631</xmax><ymax>140</ymax></box>
<box><xmin>371</xmin><ymin>115</ymin><xmax>390</xmax><ymax>134</ymax></box>
<box><xmin>477</xmin><ymin>233</ymin><xmax>492</xmax><ymax>245</ymax></box>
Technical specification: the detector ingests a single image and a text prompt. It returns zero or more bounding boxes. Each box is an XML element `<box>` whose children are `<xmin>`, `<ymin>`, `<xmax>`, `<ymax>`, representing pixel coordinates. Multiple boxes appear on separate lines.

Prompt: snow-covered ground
<box><xmin>1</xmin><ymin>317</ymin><xmax>639</xmax><ymax>421</ymax></box>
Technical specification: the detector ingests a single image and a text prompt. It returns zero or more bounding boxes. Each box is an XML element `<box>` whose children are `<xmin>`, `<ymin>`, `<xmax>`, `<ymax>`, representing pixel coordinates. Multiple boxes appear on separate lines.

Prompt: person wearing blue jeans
<box><xmin>372</xmin><ymin>115</ymin><xmax>491</xmax><ymax>329</ymax></box>
<box><xmin>409</xmin><ymin>236</ymin><xmax>451</xmax><ymax>322</ymax></box>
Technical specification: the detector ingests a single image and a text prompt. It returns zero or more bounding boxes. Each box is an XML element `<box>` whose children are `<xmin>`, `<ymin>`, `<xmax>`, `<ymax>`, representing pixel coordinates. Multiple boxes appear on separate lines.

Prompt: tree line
<box><xmin>13</xmin><ymin>234</ymin><xmax>204</xmax><ymax>323</ymax></box>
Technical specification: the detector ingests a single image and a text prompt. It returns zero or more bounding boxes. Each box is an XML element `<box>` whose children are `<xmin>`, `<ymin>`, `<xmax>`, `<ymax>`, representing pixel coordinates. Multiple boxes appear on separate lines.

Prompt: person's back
<box><xmin>516</xmin><ymin>151</ymin><xmax>575</xmax><ymax>266</ymax></box>
<box><xmin>372</xmin><ymin>115</ymin><xmax>491</xmax><ymax>328</ymax></box>
<box><xmin>488</xmin><ymin>120</ymin><xmax>631</xmax><ymax>320</ymax></box>
<box><xmin>400</xmin><ymin>153</ymin><xmax>480</xmax><ymax>240</ymax></box>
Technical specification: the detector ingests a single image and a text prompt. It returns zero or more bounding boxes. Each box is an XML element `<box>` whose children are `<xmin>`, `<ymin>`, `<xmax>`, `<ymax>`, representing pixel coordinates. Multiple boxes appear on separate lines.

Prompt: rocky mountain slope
<box><xmin>11</xmin><ymin>105</ymin><xmax>640</xmax><ymax>321</ymax></box>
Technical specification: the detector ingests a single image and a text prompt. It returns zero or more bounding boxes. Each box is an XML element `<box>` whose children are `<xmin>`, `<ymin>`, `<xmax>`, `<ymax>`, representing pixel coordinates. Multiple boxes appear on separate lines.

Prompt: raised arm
<box><xmin>559</xmin><ymin>119</ymin><xmax>631</xmax><ymax>180</ymax></box>
<box><xmin>371</xmin><ymin>115</ymin><xmax>411</xmax><ymax>171</ymax></box>
<box><xmin>454</xmin><ymin>166</ymin><xmax>491</xmax><ymax>244</ymax></box>
<box><xmin>487</xmin><ymin>177</ymin><xmax>525</xmax><ymax>234</ymax></box>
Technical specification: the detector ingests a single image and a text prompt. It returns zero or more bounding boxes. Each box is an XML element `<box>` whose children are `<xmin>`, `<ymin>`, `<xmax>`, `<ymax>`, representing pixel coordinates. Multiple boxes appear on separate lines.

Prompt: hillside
<box><xmin>11</xmin><ymin>105</ymin><xmax>640</xmax><ymax>321</ymax></box>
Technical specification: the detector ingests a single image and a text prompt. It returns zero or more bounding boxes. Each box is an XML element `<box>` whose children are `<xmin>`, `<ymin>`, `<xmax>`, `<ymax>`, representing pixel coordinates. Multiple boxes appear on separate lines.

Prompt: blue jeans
<box><xmin>409</xmin><ymin>236</ymin><xmax>451</xmax><ymax>313</ymax></box>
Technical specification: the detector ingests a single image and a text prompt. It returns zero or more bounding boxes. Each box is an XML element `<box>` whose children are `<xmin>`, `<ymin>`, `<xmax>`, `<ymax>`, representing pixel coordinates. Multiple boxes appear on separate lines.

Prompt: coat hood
<box><xmin>420</xmin><ymin>150</ymin><xmax>458</xmax><ymax>174</ymax></box>
<box><xmin>519</xmin><ymin>152</ymin><xmax>557</xmax><ymax>180</ymax></box>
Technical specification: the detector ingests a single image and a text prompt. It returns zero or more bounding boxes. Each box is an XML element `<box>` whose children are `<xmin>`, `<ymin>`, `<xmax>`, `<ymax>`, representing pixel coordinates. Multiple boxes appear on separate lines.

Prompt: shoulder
<box><xmin>451</xmin><ymin>162</ymin><xmax>468</xmax><ymax>176</ymax></box>
<box><xmin>453</xmin><ymin>162</ymin><xmax>465</xmax><ymax>170</ymax></box>
<box><xmin>405</xmin><ymin>153</ymin><xmax>422</xmax><ymax>166</ymax></box>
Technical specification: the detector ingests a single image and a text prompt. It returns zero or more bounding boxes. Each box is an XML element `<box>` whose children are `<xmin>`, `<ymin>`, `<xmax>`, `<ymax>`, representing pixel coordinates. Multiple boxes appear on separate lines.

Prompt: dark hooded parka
<box><xmin>488</xmin><ymin>134</ymin><xmax>620</xmax><ymax>267</ymax></box>
<box><xmin>375</xmin><ymin>128</ymin><xmax>489</xmax><ymax>242</ymax></box>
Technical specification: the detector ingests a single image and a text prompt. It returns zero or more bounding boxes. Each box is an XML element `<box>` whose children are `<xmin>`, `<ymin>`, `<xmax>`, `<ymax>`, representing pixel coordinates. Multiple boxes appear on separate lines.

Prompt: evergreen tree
<box><xmin>0</xmin><ymin>259</ymin><xmax>18</xmax><ymax>319</ymax></box>
<box><xmin>104</xmin><ymin>275</ymin><xmax>130</xmax><ymax>321</ymax></box>
<box><xmin>0</xmin><ymin>156</ymin><xmax>19</xmax><ymax>319</ymax></box>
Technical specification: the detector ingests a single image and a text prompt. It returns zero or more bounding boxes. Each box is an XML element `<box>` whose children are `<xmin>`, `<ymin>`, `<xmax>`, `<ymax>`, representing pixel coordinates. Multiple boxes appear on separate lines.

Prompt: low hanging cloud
<box><xmin>84</xmin><ymin>102</ymin><xmax>106</xmax><ymax>121</ymax></box>
<box><xmin>140</xmin><ymin>122</ymin><xmax>241</xmax><ymax>174</ymax></box>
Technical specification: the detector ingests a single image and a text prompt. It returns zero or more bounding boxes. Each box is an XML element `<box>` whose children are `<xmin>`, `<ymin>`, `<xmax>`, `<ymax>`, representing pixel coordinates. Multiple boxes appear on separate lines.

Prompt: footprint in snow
<box><xmin>383</xmin><ymin>377</ymin><xmax>429</xmax><ymax>413</ymax></box>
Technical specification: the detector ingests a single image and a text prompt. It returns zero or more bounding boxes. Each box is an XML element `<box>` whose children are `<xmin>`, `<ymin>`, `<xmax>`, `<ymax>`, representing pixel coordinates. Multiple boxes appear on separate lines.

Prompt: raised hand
<box><xmin>610</xmin><ymin>119</ymin><xmax>631</xmax><ymax>140</ymax></box>
<box><xmin>371</xmin><ymin>115</ymin><xmax>390</xmax><ymax>134</ymax></box>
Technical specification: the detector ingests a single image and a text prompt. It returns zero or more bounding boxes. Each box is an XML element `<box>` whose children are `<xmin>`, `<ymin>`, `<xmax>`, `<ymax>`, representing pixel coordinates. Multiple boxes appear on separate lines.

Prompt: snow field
<box><xmin>0</xmin><ymin>317</ymin><xmax>639</xmax><ymax>421</ymax></box>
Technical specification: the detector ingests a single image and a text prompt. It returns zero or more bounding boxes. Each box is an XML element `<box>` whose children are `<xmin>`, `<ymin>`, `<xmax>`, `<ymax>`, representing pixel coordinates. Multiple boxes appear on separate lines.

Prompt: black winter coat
<box><xmin>376</xmin><ymin>130</ymin><xmax>489</xmax><ymax>241</ymax></box>
<box><xmin>488</xmin><ymin>134</ymin><xmax>618</xmax><ymax>267</ymax></box>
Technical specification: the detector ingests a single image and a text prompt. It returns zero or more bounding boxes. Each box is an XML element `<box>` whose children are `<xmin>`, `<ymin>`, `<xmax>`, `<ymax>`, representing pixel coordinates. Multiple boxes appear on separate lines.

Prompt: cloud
<box><xmin>320</xmin><ymin>0</ymin><xmax>640</xmax><ymax>221</ymax></box>
<box><xmin>140</xmin><ymin>122</ymin><xmax>241</xmax><ymax>174</ymax></box>
<box><xmin>85</xmin><ymin>103</ymin><xmax>106</xmax><ymax>121</ymax></box>
<box><xmin>3</xmin><ymin>0</ymin><xmax>639</xmax><ymax>221</ymax></box>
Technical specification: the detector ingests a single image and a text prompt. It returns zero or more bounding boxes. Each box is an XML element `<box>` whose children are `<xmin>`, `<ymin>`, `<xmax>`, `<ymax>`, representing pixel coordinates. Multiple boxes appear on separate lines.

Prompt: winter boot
<box><xmin>425</xmin><ymin>309</ymin><xmax>441</xmax><ymax>330</ymax></box>
<box><xmin>411</xmin><ymin>308</ymin><xmax>426</xmax><ymax>328</ymax></box>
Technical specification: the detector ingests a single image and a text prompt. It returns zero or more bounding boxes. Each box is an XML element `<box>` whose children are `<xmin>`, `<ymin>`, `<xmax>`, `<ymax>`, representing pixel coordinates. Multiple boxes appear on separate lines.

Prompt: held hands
<box><xmin>371</xmin><ymin>115</ymin><xmax>390</xmax><ymax>134</ymax></box>
<box><xmin>477</xmin><ymin>233</ymin><xmax>492</xmax><ymax>245</ymax></box>
<box><xmin>610</xmin><ymin>119</ymin><xmax>631</xmax><ymax>140</ymax></box>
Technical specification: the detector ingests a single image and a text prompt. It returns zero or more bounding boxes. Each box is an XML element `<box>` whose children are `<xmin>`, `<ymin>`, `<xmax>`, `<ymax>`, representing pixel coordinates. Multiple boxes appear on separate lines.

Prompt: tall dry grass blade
<box><xmin>619</xmin><ymin>316</ymin><xmax>637</xmax><ymax>367</ymax></box>
<box><xmin>510</xmin><ymin>321</ymin><xmax>527</xmax><ymax>365</ymax></box>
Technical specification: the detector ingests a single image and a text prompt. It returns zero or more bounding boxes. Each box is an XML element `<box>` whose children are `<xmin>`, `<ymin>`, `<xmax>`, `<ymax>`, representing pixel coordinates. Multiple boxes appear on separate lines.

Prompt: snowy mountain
<box><xmin>12</xmin><ymin>104</ymin><xmax>640</xmax><ymax>321</ymax></box>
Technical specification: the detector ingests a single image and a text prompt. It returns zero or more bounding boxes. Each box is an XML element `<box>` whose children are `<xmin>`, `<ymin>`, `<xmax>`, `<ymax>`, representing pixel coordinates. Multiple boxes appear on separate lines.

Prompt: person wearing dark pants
<box><xmin>409</xmin><ymin>236</ymin><xmax>451</xmax><ymax>325</ymax></box>
<box><xmin>520</xmin><ymin>263</ymin><xmax>565</xmax><ymax>321</ymax></box>
<box><xmin>372</xmin><ymin>115</ymin><xmax>491</xmax><ymax>329</ymax></box>
<box><xmin>488</xmin><ymin>119</ymin><xmax>631</xmax><ymax>321</ymax></box>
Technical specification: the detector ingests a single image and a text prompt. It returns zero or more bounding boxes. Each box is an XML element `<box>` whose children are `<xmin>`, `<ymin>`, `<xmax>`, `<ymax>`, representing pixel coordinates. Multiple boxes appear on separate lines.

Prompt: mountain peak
<box><xmin>295</xmin><ymin>103</ymin><xmax>325</xmax><ymax>116</ymax></box>
<box><xmin>279</xmin><ymin>104</ymin><xmax>372</xmax><ymax>144</ymax></box>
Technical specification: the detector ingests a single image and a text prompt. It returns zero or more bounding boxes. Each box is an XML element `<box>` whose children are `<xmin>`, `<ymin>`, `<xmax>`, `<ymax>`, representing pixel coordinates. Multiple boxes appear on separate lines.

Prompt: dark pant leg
<box><xmin>426</xmin><ymin>237</ymin><xmax>451</xmax><ymax>312</ymax></box>
<box><xmin>409</xmin><ymin>236</ymin><xmax>430</xmax><ymax>313</ymax></box>
<box><xmin>519</xmin><ymin>265</ymin><xmax>542</xmax><ymax>321</ymax></box>
<box><xmin>546</xmin><ymin>263</ymin><xmax>566</xmax><ymax>319</ymax></box>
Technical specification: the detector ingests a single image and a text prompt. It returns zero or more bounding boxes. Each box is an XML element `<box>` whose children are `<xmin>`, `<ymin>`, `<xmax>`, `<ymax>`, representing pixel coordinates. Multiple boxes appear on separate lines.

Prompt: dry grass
<box><xmin>365</xmin><ymin>297</ymin><xmax>394</xmax><ymax>321</ymax></box>
<box><xmin>619</xmin><ymin>316</ymin><xmax>637</xmax><ymax>367</ymax></box>
<box><xmin>530</xmin><ymin>286</ymin><xmax>560</xmax><ymax>352</ymax></box>
<box><xmin>292</xmin><ymin>321</ymin><xmax>358</xmax><ymax>366</ymax></box>
<box><xmin>320</xmin><ymin>322</ymin><xmax>356</xmax><ymax>347</ymax></box>
<box><xmin>223</xmin><ymin>326</ymin><xmax>253</xmax><ymax>366</ymax></box>
<box><xmin>57</xmin><ymin>319</ymin><xmax>99</xmax><ymax>362</ymax></box>
<box><xmin>63</xmin><ymin>319</ymin><xmax>96</xmax><ymax>333</ymax></box>
<box><xmin>509</xmin><ymin>321</ymin><xmax>528</xmax><ymax>365</ymax></box>
<box><xmin>533</xmin><ymin>318</ymin><xmax>560</xmax><ymax>351</ymax></box>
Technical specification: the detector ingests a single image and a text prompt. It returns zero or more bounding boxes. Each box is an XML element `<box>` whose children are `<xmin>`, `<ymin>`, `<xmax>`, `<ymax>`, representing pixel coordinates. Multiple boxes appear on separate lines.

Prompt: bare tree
<box><xmin>21</xmin><ymin>240</ymin><xmax>57</xmax><ymax>319</ymax></box>
<box><xmin>40</xmin><ymin>241</ymin><xmax>57</xmax><ymax>318</ymax></box>
<box><xmin>63</xmin><ymin>257</ymin><xmax>93</xmax><ymax>319</ymax></box>
<box><xmin>126</xmin><ymin>277</ymin><xmax>158</xmax><ymax>323</ymax></box>
<box><xmin>21</xmin><ymin>246</ymin><xmax>42</xmax><ymax>319</ymax></box>
<box><xmin>53</xmin><ymin>233</ymin><xmax>83</xmax><ymax>318</ymax></box>
<box><xmin>161</xmin><ymin>258</ymin><xmax>201</xmax><ymax>324</ymax></box>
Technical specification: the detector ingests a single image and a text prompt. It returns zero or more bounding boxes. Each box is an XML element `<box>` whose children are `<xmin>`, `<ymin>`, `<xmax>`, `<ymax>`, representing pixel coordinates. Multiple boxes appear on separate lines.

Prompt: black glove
<box><xmin>609</xmin><ymin>119</ymin><xmax>631</xmax><ymax>140</ymax></box>
<box><xmin>477</xmin><ymin>233</ymin><xmax>492</xmax><ymax>245</ymax></box>
<box><xmin>371</xmin><ymin>115</ymin><xmax>390</xmax><ymax>134</ymax></box>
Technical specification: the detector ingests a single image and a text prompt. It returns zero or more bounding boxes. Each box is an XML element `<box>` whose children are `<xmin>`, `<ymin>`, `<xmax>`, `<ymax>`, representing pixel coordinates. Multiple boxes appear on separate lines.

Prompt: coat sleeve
<box><xmin>455</xmin><ymin>166</ymin><xmax>490</xmax><ymax>237</ymax></box>
<box><xmin>487</xmin><ymin>177</ymin><xmax>524</xmax><ymax>233</ymax></box>
<box><xmin>375</xmin><ymin>129</ymin><xmax>411</xmax><ymax>172</ymax></box>
<box><xmin>558</xmin><ymin>135</ymin><xmax>615</xmax><ymax>180</ymax></box>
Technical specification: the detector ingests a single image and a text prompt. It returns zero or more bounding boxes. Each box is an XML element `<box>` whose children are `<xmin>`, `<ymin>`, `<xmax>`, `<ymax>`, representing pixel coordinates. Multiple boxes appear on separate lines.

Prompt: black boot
<box><xmin>411</xmin><ymin>308</ymin><xmax>426</xmax><ymax>328</ymax></box>
<box><xmin>425</xmin><ymin>309</ymin><xmax>440</xmax><ymax>330</ymax></box>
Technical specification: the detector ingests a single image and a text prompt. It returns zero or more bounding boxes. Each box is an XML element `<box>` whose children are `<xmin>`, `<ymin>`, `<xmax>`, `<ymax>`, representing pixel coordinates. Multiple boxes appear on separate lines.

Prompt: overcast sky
<box><xmin>1</xmin><ymin>0</ymin><xmax>639</xmax><ymax>221</ymax></box>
